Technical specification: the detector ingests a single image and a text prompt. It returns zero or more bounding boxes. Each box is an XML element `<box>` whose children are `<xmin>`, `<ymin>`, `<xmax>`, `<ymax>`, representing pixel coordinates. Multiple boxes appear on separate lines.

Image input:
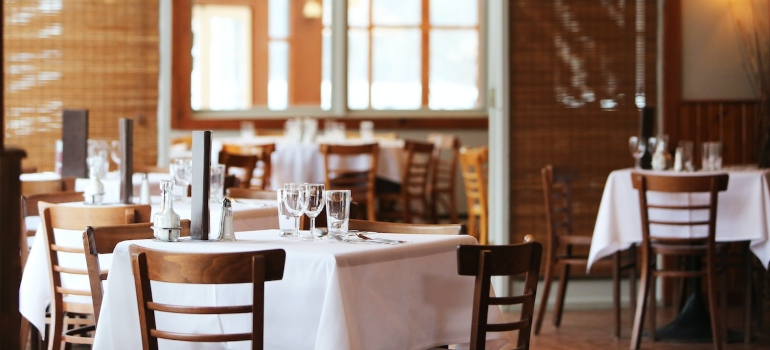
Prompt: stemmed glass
<box><xmin>171</xmin><ymin>158</ymin><xmax>192</xmax><ymax>199</ymax></box>
<box><xmin>629</xmin><ymin>136</ymin><xmax>657</xmax><ymax>168</ymax></box>
<box><xmin>301</xmin><ymin>183</ymin><xmax>325</xmax><ymax>239</ymax></box>
<box><xmin>282</xmin><ymin>183</ymin><xmax>307</xmax><ymax>240</ymax></box>
<box><xmin>110</xmin><ymin>140</ymin><xmax>121</xmax><ymax>167</ymax></box>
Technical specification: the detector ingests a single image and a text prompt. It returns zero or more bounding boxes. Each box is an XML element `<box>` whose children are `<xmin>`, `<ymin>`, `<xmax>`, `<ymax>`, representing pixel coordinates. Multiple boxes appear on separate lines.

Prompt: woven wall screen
<box><xmin>508</xmin><ymin>0</ymin><xmax>658</xmax><ymax>263</ymax></box>
<box><xmin>4</xmin><ymin>0</ymin><xmax>160</xmax><ymax>172</ymax></box>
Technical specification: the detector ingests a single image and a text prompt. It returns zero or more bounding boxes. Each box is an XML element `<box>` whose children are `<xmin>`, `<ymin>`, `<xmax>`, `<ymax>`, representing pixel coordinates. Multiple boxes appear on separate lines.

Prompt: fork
<box><xmin>354</xmin><ymin>232</ymin><xmax>406</xmax><ymax>244</ymax></box>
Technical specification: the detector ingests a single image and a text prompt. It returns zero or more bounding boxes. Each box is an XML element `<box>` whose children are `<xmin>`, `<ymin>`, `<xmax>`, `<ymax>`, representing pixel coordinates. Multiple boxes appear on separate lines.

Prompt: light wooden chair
<box><xmin>19</xmin><ymin>191</ymin><xmax>84</xmax><ymax>350</ymax></box>
<box><xmin>221</xmin><ymin>143</ymin><xmax>276</xmax><ymax>190</ymax></box>
<box><xmin>83</xmin><ymin>220</ymin><xmax>191</xmax><ymax>326</ymax></box>
<box><xmin>459</xmin><ymin>146</ymin><xmax>489</xmax><ymax>244</ymax></box>
<box><xmin>319</xmin><ymin>143</ymin><xmax>379</xmax><ymax>221</ymax></box>
<box><xmin>21</xmin><ymin>177</ymin><xmax>76</xmax><ymax>196</ymax></box>
<box><xmin>629</xmin><ymin>172</ymin><xmax>729</xmax><ymax>350</ymax></box>
<box><xmin>377</xmin><ymin>140</ymin><xmax>434</xmax><ymax>223</ymax></box>
<box><xmin>348</xmin><ymin>219</ymin><xmax>465</xmax><ymax>235</ymax></box>
<box><xmin>226</xmin><ymin>188</ymin><xmax>278</xmax><ymax>200</ymax></box>
<box><xmin>129</xmin><ymin>245</ymin><xmax>286</xmax><ymax>349</ymax></box>
<box><xmin>40</xmin><ymin>202</ymin><xmax>152</xmax><ymax>350</ymax></box>
<box><xmin>458</xmin><ymin>240</ymin><xmax>543</xmax><ymax>350</ymax></box>
<box><xmin>427</xmin><ymin>133</ymin><xmax>460</xmax><ymax>224</ymax></box>
<box><xmin>534</xmin><ymin>165</ymin><xmax>637</xmax><ymax>338</ymax></box>
<box><xmin>219</xmin><ymin>150</ymin><xmax>259</xmax><ymax>189</ymax></box>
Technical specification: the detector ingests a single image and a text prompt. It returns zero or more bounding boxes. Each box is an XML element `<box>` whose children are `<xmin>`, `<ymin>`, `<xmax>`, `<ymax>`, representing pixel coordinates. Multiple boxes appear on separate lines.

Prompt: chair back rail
<box><xmin>319</xmin><ymin>143</ymin><xmax>379</xmax><ymax>221</ymax></box>
<box><xmin>459</xmin><ymin>146</ymin><xmax>489</xmax><ymax>244</ymax></box>
<box><xmin>348</xmin><ymin>219</ymin><xmax>465</xmax><ymax>235</ymax></box>
<box><xmin>428</xmin><ymin>133</ymin><xmax>461</xmax><ymax>223</ymax></box>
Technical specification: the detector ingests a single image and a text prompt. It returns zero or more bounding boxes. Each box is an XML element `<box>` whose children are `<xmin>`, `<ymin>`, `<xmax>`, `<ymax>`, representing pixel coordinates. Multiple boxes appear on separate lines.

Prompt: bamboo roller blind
<box><xmin>4</xmin><ymin>0</ymin><xmax>160</xmax><ymax>172</ymax></box>
<box><xmin>509</xmin><ymin>1</ymin><xmax>658</xmax><ymax>260</ymax></box>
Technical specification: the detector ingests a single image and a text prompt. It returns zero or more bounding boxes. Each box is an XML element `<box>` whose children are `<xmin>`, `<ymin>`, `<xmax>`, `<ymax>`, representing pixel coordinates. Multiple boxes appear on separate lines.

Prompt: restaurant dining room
<box><xmin>2</xmin><ymin>0</ymin><xmax>770</xmax><ymax>349</ymax></box>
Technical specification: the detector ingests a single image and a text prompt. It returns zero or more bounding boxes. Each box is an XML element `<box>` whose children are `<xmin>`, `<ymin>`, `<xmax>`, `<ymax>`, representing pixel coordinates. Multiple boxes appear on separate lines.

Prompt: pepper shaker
<box><xmin>219</xmin><ymin>198</ymin><xmax>236</xmax><ymax>241</ymax></box>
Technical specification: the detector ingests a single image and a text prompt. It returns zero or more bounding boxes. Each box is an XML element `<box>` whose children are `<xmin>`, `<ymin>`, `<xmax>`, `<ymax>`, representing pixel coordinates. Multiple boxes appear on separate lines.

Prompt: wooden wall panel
<box><xmin>677</xmin><ymin>100</ymin><xmax>759</xmax><ymax>166</ymax></box>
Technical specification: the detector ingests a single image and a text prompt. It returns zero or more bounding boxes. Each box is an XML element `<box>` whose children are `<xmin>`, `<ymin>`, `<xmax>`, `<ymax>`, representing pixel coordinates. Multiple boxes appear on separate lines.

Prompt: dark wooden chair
<box><xmin>347</xmin><ymin>218</ymin><xmax>465</xmax><ymax>235</ymax></box>
<box><xmin>41</xmin><ymin>202</ymin><xmax>152</xmax><ymax>349</ymax></box>
<box><xmin>457</xmin><ymin>240</ymin><xmax>543</xmax><ymax>350</ymax></box>
<box><xmin>534</xmin><ymin>165</ymin><xmax>637</xmax><ymax>338</ymax></box>
<box><xmin>226</xmin><ymin>188</ymin><xmax>278</xmax><ymax>200</ymax></box>
<box><xmin>21</xmin><ymin>177</ymin><xmax>76</xmax><ymax>196</ymax></box>
<box><xmin>221</xmin><ymin>143</ymin><xmax>276</xmax><ymax>190</ymax></box>
<box><xmin>319</xmin><ymin>143</ymin><xmax>379</xmax><ymax>221</ymax></box>
<box><xmin>129</xmin><ymin>246</ymin><xmax>286</xmax><ymax>349</ymax></box>
<box><xmin>427</xmin><ymin>133</ymin><xmax>461</xmax><ymax>224</ymax></box>
<box><xmin>83</xmin><ymin>220</ymin><xmax>191</xmax><ymax>326</ymax></box>
<box><xmin>378</xmin><ymin>140</ymin><xmax>434</xmax><ymax>223</ymax></box>
<box><xmin>218</xmin><ymin>150</ymin><xmax>259</xmax><ymax>189</ymax></box>
<box><xmin>629</xmin><ymin>172</ymin><xmax>729</xmax><ymax>350</ymax></box>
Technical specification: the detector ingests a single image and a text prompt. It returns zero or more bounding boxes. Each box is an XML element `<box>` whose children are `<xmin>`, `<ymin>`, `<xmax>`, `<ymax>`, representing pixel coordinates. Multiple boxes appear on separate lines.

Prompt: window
<box><xmin>172</xmin><ymin>0</ymin><xmax>484</xmax><ymax>127</ymax></box>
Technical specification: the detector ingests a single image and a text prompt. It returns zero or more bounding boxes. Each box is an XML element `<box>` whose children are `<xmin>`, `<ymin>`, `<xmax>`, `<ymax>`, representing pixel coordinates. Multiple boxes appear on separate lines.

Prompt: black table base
<box><xmin>648</xmin><ymin>291</ymin><xmax>743</xmax><ymax>343</ymax></box>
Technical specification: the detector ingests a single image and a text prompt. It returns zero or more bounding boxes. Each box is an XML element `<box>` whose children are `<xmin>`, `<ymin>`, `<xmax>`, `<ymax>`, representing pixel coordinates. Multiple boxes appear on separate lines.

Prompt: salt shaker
<box><xmin>153</xmin><ymin>180</ymin><xmax>181</xmax><ymax>241</ymax></box>
<box><xmin>139</xmin><ymin>173</ymin><xmax>151</xmax><ymax>204</ymax></box>
<box><xmin>219</xmin><ymin>198</ymin><xmax>236</xmax><ymax>241</ymax></box>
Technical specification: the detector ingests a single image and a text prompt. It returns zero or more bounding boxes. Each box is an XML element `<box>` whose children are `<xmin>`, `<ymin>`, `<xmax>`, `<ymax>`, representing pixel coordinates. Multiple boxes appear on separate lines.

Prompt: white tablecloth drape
<box><xmin>19</xmin><ymin>199</ymin><xmax>279</xmax><ymax>335</ymax></box>
<box><xmin>92</xmin><ymin>231</ymin><xmax>507</xmax><ymax>350</ymax></box>
<box><xmin>588</xmin><ymin>168</ymin><xmax>770</xmax><ymax>271</ymax></box>
<box><xmin>21</xmin><ymin>171</ymin><xmax>172</xmax><ymax>205</ymax></box>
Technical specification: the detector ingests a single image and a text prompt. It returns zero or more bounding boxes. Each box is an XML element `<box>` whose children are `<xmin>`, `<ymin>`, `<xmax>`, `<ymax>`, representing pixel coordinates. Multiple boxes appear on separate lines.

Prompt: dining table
<box><xmin>588</xmin><ymin>166</ymin><xmax>770</xmax><ymax>342</ymax></box>
<box><xmin>91</xmin><ymin>230</ymin><xmax>507</xmax><ymax>350</ymax></box>
<box><xmin>18</xmin><ymin>197</ymin><xmax>279</xmax><ymax>337</ymax></box>
<box><xmin>20</xmin><ymin>171</ymin><xmax>171</xmax><ymax>204</ymax></box>
<box><xmin>171</xmin><ymin>135</ymin><xmax>407</xmax><ymax>189</ymax></box>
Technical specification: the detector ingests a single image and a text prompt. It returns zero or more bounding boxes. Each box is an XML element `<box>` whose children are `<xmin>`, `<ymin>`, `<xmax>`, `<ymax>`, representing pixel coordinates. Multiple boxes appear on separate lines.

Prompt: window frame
<box><xmin>171</xmin><ymin>0</ymin><xmax>489</xmax><ymax>130</ymax></box>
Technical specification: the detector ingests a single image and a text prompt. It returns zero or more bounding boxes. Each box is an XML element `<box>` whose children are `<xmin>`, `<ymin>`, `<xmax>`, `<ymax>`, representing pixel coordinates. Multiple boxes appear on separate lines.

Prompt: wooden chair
<box><xmin>21</xmin><ymin>177</ymin><xmax>76</xmax><ymax>196</ymax></box>
<box><xmin>41</xmin><ymin>202</ymin><xmax>152</xmax><ymax>350</ymax></box>
<box><xmin>219</xmin><ymin>150</ymin><xmax>259</xmax><ymax>189</ymax></box>
<box><xmin>83</xmin><ymin>220</ymin><xmax>192</xmax><ymax>326</ymax></box>
<box><xmin>221</xmin><ymin>143</ymin><xmax>276</xmax><ymax>190</ymax></box>
<box><xmin>319</xmin><ymin>143</ymin><xmax>379</xmax><ymax>221</ymax></box>
<box><xmin>347</xmin><ymin>218</ymin><xmax>465</xmax><ymax>235</ymax></box>
<box><xmin>459</xmin><ymin>146</ymin><xmax>489</xmax><ymax>244</ymax></box>
<box><xmin>378</xmin><ymin>140</ymin><xmax>434</xmax><ymax>223</ymax></box>
<box><xmin>534</xmin><ymin>165</ymin><xmax>637</xmax><ymax>338</ymax></box>
<box><xmin>428</xmin><ymin>133</ymin><xmax>460</xmax><ymax>224</ymax></box>
<box><xmin>19</xmin><ymin>191</ymin><xmax>84</xmax><ymax>350</ymax></box>
<box><xmin>226</xmin><ymin>188</ymin><xmax>278</xmax><ymax>200</ymax></box>
<box><xmin>129</xmin><ymin>245</ymin><xmax>286</xmax><ymax>349</ymax></box>
<box><xmin>458</xmin><ymin>240</ymin><xmax>543</xmax><ymax>350</ymax></box>
<box><xmin>629</xmin><ymin>172</ymin><xmax>729</xmax><ymax>350</ymax></box>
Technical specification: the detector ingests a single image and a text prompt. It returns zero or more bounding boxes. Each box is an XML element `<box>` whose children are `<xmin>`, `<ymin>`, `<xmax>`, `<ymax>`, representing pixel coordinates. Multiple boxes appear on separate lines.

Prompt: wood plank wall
<box><xmin>677</xmin><ymin>100</ymin><xmax>760</xmax><ymax>167</ymax></box>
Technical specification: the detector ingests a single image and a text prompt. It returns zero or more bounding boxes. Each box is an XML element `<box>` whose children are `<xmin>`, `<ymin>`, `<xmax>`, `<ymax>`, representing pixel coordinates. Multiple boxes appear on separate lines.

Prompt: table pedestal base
<box><xmin>652</xmin><ymin>292</ymin><xmax>742</xmax><ymax>343</ymax></box>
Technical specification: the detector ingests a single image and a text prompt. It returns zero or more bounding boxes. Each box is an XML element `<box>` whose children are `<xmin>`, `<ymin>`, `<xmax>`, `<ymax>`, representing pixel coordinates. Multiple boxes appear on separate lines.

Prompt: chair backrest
<box><xmin>219</xmin><ymin>150</ymin><xmax>259</xmax><ymax>189</ymax></box>
<box><xmin>631</xmin><ymin>172</ymin><xmax>729</xmax><ymax>247</ymax></box>
<box><xmin>129</xmin><ymin>245</ymin><xmax>286</xmax><ymax>350</ymax></box>
<box><xmin>83</xmin><ymin>220</ymin><xmax>192</xmax><ymax>326</ymax></box>
<box><xmin>400</xmin><ymin>139</ymin><xmax>434</xmax><ymax>201</ymax></box>
<box><xmin>459</xmin><ymin>146</ymin><xmax>489</xmax><ymax>243</ymax></box>
<box><xmin>21</xmin><ymin>177</ymin><xmax>76</xmax><ymax>196</ymax></box>
<box><xmin>222</xmin><ymin>143</ymin><xmax>276</xmax><ymax>190</ymax></box>
<box><xmin>226</xmin><ymin>188</ymin><xmax>278</xmax><ymax>200</ymax></box>
<box><xmin>457</xmin><ymin>241</ymin><xmax>543</xmax><ymax>350</ymax></box>
<box><xmin>319</xmin><ymin>143</ymin><xmax>379</xmax><ymax>221</ymax></box>
<box><xmin>348</xmin><ymin>219</ymin><xmax>465</xmax><ymax>235</ymax></box>
<box><xmin>541</xmin><ymin>165</ymin><xmax>581</xmax><ymax>245</ymax></box>
<box><xmin>20</xmin><ymin>191</ymin><xmax>85</xmax><ymax>267</ymax></box>
<box><xmin>428</xmin><ymin>133</ymin><xmax>460</xmax><ymax>193</ymax></box>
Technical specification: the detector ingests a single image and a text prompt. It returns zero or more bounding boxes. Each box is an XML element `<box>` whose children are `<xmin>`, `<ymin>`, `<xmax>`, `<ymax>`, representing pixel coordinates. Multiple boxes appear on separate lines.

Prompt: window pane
<box><xmin>269</xmin><ymin>41</ymin><xmax>288</xmax><ymax>110</ymax></box>
<box><xmin>322</xmin><ymin>27</ymin><xmax>331</xmax><ymax>111</ymax></box>
<box><xmin>348</xmin><ymin>29</ymin><xmax>369</xmax><ymax>110</ymax></box>
<box><xmin>348</xmin><ymin>0</ymin><xmax>369</xmax><ymax>27</ymax></box>
<box><xmin>191</xmin><ymin>5</ymin><xmax>252</xmax><ymax>111</ymax></box>
<box><xmin>372</xmin><ymin>0</ymin><xmax>420</xmax><ymax>26</ymax></box>
<box><xmin>430</xmin><ymin>0</ymin><xmax>477</xmax><ymax>26</ymax></box>
<box><xmin>371</xmin><ymin>28</ymin><xmax>421</xmax><ymax>109</ymax></box>
<box><xmin>269</xmin><ymin>0</ymin><xmax>289</xmax><ymax>38</ymax></box>
<box><xmin>430</xmin><ymin>29</ymin><xmax>478</xmax><ymax>109</ymax></box>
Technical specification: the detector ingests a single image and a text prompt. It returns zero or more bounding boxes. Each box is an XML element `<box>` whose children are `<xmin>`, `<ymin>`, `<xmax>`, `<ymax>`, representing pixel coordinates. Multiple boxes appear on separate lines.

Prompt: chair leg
<box><xmin>534</xmin><ymin>257</ymin><xmax>556</xmax><ymax>335</ymax></box>
<box><xmin>613</xmin><ymin>252</ymin><xmax>621</xmax><ymax>338</ymax></box>
<box><xmin>628</xmin><ymin>246</ymin><xmax>637</xmax><ymax>311</ymax></box>
<box><xmin>553</xmin><ymin>263</ymin><xmax>570</xmax><ymax>328</ymax></box>
<box><xmin>630</xmin><ymin>261</ymin><xmax>651</xmax><ymax>350</ymax></box>
<box><xmin>47</xmin><ymin>309</ymin><xmax>63</xmax><ymax>350</ymax></box>
<box><xmin>706</xmin><ymin>264</ymin><xmax>724</xmax><ymax>350</ymax></box>
<box><xmin>743</xmin><ymin>243</ymin><xmax>753</xmax><ymax>343</ymax></box>
<box><xmin>648</xmin><ymin>274</ymin><xmax>657</xmax><ymax>341</ymax></box>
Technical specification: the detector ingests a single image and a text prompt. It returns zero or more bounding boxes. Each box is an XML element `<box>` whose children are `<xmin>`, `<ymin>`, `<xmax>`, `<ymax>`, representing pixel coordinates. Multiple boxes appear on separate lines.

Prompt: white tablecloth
<box><xmin>588</xmin><ymin>168</ymin><xmax>770</xmax><ymax>271</ymax></box>
<box><xmin>187</xmin><ymin>137</ymin><xmax>407</xmax><ymax>189</ymax></box>
<box><xmin>20</xmin><ymin>171</ymin><xmax>171</xmax><ymax>204</ymax></box>
<box><xmin>92</xmin><ymin>231</ymin><xmax>506</xmax><ymax>350</ymax></box>
<box><xmin>19</xmin><ymin>199</ymin><xmax>279</xmax><ymax>335</ymax></box>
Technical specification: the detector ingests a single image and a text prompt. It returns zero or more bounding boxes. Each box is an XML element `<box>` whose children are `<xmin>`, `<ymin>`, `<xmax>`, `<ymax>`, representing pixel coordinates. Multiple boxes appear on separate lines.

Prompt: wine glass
<box><xmin>171</xmin><ymin>158</ymin><xmax>192</xmax><ymax>199</ymax></box>
<box><xmin>628</xmin><ymin>136</ymin><xmax>648</xmax><ymax>168</ymax></box>
<box><xmin>110</xmin><ymin>140</ymin><xmax>121</xmax><ymax>167</ymax></box>
<box><xmin>282</xmin><ymin>183</ymin><xmax>306</xmax><ymax>240</ymax></box>
<box><xmin>209</xmin><ymin>164</ymin><xmax>225</xmax><ymax>203</ymax></box>
<box><xmin>301</xmin><ymin>183</ymin><xmax>325</xmax><ymax>239</ymax></box>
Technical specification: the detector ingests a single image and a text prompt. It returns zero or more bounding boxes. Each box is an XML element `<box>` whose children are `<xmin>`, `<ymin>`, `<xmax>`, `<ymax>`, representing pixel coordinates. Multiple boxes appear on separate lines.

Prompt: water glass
<box><xmin>276</xmin><ymin>189</ymin><xmax>297</xmax><ymax>238</ymax></box>
<box><xmin>325</xmin><ymin>190</ymin><xmax>351</xmax><ymax>240</ymax></box>
<box><xmin>701</xmin><ymin>142</ymin><xmax>723</xmax><ymax>171</ymax></box>
<box><xmin>209</xmin><ymin>164</ymin><xmax>225</xmax><ymax>203</ymax></box>
<box><xmin>282</xmin><ymin>183</ymin><xmax>306</xmax><ymax>239</ymax></box>
<box><xmin>171</xmin><ymin>158</ymin><xmax>192</xmax><ymax>198</ymax></box>
<box><xmin>677</xmin><ymin>140</ymin><xmax>694</xmax><ymax>172</ymax></box>
<box><xmin>360</xmin><ymin>120</ymin><xmax>374</xmax><ymax>140</ymax></box>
